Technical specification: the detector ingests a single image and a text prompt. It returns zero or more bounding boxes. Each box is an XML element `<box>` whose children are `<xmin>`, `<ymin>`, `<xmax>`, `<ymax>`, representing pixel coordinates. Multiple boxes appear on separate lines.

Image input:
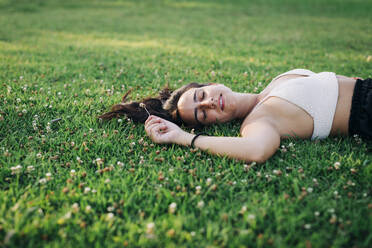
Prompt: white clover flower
<box><xmin>39</xmin><ymin>178</ymin><xmax>47</xmax><ymax>184</ymax></box>
<box><xmin>16</xmin><ymin>98</ymin><xmax>21</xmax><ymax>103</ymax></box>
<box><xmin>22</xmin><ymin>109</ymin><xmax>27</xmax><ymax>114</ymax></box>
<box><xmin>46</xmin><ymin>122</ymin><xmax>52</xmax><ymax>133</ymax></box>
<box><xmin>247</xmin><ymin>214</ymin><xmax>256</xmax><ymax>220</ymax></box>
<box><xmin>118</xmin><ymin>118</ymin><xmax>123</xmax><ymax>123</ymax></box>
<box><xmin>27</xmin><ymin>165</ymin><xmax>35</xmax><ymax>172</ymax></box>
<box><xmin>146</xmin><ymin>222</ymin><xmax>155</xmax><ymax>234</ymax></box>
<box><xmin>195</xmin><ymin>186</ymin><xmax>202</xmax><ymax>191</ymax></box>
<box><xmin>239</xmin><ymin>206</ymin><xmax>247</xmax><ymax>214</ymax></box>
<box><xmin>32</xmin><ymin>120</ymin><xmax>38</xmax><ymax>131</ymax></box>
<box><xmin>85</xmin><ymin>205</ymin><xmax>92</xmax><ymax>213</ymax></box>
<box><xmin>92</xmin><ymin>189</ymin><xmax>97</xmax><ymax>194</ymax></box>
<box><xmin>11</xmin><ymin>165</ymin><xmax>22</xmax><ymax>175</ymax></box>
<box><xmin>169</xmin><ymin>202</ymin><xmax>177</xmax><ymax>214</ymax></box>
<box><xmin>72</xmin><ymin>203</ymin><xmax>79</xmax><ymax>212</ymax></box>
<box><xmin>46</xmin><ymin>172</ymin><xmax>52</xmax><ymax>180</ymax></box>
<box><xmin>334</xmin><ymin>162</ymin><xmax>341</xmax><ymax>170</ymax></box>
<box><xmin>197</xmin><ymin>201</ymin><xmax>205</xmax><ymax>209</ymax></box>
<box><xmin>36</xmin><ymin>152</ymin><xmax>42</xmax><ymax>158</ymax></box>
<box><xmin>304</xmin><ymin>224</ymin><xmax>311</xmax><ymax>229</ymax></box>
<box><xmin>190</xmin><ymin>231</ymin><xmax>196</xmax><ymax>236</ymax></box>
<box><xmin>70</xmin><ymin>169</ymin><xmax>76</xmax><ymax>177</ymax></box>
<box><xmin>307</xmin><ymin>187</ymin><xmax>313</xmax><ymax>193</ymax></box>
<box><xmin>64</xmin><ymin>211</ymin><xmax>72</xmax><ymax>219</ymax></box>
<box><xmin>94</xmin><ymin>158</ymin><xmax>104</xmax><ymax>165</ymax></box>
<box><xmin>84</xmin><ymin>187</ymin><xmax>91</xmax><ymax>194</ymax></box>
<box><xmin>314</xmin><ymin>211</ymin><xmax>320</xmax><ymax>217</ymax></box>
<box><xmin>117</xmin><ymin>161</ymin><xmax>124</xmax><ymax>167</ymax></box>
<box><xmin>104</xmin><ymin>178</ymin><xmax>111</xmax><ymax>184</ymax></box>
<box><xmin>107</xmin><ymin>206</ymin><xmax>115</xmax><ymax>212</ymax></box>
<box><xmin>206</xmin><ymin>178</ymin><xmax>212</xmax><ymax>186</ymax></box>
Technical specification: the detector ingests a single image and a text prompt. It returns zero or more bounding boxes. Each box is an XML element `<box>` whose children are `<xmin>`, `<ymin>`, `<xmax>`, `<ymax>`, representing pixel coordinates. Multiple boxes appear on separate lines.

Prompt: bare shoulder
<box><xmin>241</xmin><ymin>97</ymin><xmax>314</xmax><ymax>139</ymax></box>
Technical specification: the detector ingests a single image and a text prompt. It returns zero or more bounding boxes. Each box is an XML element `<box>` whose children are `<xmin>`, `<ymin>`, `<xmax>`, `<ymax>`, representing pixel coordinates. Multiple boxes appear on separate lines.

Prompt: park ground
<box><xmin>0</xmin><ymin>0</ymin><xmax>371</xmax><ymax>247</ymax></box>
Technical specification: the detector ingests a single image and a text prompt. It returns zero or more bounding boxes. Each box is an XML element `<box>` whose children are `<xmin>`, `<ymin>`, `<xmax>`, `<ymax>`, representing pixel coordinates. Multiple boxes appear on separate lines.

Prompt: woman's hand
<box><xmin>145</xmin><ymin>115</ymin><xmax>191</xmax><ymax>145</ymax></box>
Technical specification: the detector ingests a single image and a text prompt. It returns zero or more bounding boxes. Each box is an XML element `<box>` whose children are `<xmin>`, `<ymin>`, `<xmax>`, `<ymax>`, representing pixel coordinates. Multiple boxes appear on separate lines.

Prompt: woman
<box><xmin>99</xmin><ymin>69</ymin><xmax>371</xmax><ymax>162</ymax></box>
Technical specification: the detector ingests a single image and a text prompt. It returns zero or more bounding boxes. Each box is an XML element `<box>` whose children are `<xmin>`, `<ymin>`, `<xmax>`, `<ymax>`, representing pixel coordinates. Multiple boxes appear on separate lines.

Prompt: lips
<box><xmin>219</xmin><ymin>94</ymin><xmax>224</xmax><ymax>111</ymax></box>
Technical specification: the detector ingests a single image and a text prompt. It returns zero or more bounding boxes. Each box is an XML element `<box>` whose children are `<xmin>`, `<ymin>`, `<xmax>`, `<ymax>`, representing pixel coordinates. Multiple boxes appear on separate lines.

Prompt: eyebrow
<box><xmin>193</xmin><ymin>90</ymin><xmax>202</xmax><ymax>125</ymax></box>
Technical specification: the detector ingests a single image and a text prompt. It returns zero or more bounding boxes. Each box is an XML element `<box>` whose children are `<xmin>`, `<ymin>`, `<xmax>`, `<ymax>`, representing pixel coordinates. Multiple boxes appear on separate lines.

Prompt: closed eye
<box><xmin>198</xmin><ymin>90</ymin><xmax>205</xmax><ymax>101</ymax></box>
<box><xmin>203</xmin><ymin>110</ymin><xmax>207</xmax><ymax>120</ymax></box>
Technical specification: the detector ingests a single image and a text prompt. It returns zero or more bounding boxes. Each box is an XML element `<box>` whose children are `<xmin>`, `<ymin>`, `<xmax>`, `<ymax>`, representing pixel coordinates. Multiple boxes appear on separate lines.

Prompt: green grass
<box><xmin>0</xmin><ymin>0</ymin><xmax>371</xmax><ymax>247</ymax></box>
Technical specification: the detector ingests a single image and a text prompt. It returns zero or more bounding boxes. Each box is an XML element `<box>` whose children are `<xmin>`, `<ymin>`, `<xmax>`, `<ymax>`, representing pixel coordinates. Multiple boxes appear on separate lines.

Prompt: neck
<box><xmin>233</xmin><ymin>92</ymin><xmax>259</xmax><ymax>119</ymax></box>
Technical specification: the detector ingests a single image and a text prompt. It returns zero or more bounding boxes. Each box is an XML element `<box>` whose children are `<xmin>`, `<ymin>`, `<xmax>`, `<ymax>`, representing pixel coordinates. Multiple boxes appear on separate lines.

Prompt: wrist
<box><xmin>177</xmin><ymin>131</ymin><xmax>195</xmax><ymax>146</ymax></box>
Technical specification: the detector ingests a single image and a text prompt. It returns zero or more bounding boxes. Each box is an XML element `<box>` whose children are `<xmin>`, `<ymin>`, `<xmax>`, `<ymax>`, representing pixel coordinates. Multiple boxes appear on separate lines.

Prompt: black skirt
<box><xmin>348</xmin><ymin>78</ymin><xmax>372</xmax><ymax>140</ymax></box>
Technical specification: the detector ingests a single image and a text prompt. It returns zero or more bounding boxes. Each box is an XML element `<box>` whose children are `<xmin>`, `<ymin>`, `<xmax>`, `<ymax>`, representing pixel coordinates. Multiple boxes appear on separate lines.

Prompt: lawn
<box><xmin>0</xmin><ymin>0</ymin><xmax>371</xmax><ymax>247</ymax></box>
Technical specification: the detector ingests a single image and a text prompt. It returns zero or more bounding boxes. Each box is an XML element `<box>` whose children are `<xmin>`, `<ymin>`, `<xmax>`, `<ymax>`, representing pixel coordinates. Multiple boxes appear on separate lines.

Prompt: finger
<box><xmin>150</xmin><ymin>125</ymin><xmax>168</xmax><ymax>140</ymax></box>
<box><xmin>145</xmin><ymin>119</ymin><xmax>158</xmax><ymax>128</ymax></box>
<box><xmin>145</xmin><ymin>115</ymin><xmax>157</xmax><ymax>125</ymax></box>
<box><xmin>145</xmin><ymin>115</ymin><xmax>152</xmax><ymax>125</ymax></box>
<box><xmin>149</xmin><ymin>123</ymin><xmax>167</xmax><ymax>135</ymax></box>
<box><xmin>145</xmin><ymin>118</ymin><xmax>162</xmax><ymax>128</ymax></box>
<box><xmin>146</xmin><ymin>120</ymin><xmax>163</xmax><ymax>132</ymax></box>
<box><xmin>145</xmin><ymin>121</ymin><xmax>162</xmax><ymax>135</ymax></box>
<box><xmin>159</xmin><ymin>125</ymin><xmax>168</xmax><ymax>132</ymax></box>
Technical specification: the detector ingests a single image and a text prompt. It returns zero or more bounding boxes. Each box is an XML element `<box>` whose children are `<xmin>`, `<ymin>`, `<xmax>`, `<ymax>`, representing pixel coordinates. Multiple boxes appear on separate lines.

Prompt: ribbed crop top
<box><xmin>256</xmin><ymin>69</ymin><xmax>339</xmax><ymax>140</ymax></box>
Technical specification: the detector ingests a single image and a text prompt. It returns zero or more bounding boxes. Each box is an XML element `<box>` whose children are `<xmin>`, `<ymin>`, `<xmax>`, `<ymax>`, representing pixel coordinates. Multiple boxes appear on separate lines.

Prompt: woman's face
<box><xmin>177</xmin><ymin>84</ymin><xmax>237</xmax><ymax>126</ymax></box>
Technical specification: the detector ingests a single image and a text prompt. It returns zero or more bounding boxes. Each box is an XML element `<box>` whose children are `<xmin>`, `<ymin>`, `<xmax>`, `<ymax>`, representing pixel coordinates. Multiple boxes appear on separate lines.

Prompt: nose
<box><xmin>199</xmin><ymin>97</ymin><xmax>216</xmax><ymax>109</ymax></box>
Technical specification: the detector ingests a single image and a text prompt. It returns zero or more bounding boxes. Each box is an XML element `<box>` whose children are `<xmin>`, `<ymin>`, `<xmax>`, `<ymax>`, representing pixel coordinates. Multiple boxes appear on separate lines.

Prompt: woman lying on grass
<box><xmin>99</xmin><ymin>69</ymin><xmax>371</xmax><ymax>163</ymax></box>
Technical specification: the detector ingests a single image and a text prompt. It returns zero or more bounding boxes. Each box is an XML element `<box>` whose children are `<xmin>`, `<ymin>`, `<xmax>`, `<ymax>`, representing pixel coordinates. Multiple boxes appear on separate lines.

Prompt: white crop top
<box><xmin>256</xmin><ymin>69</ymin><xmax>339</xmax><ymax>140</ymax></box>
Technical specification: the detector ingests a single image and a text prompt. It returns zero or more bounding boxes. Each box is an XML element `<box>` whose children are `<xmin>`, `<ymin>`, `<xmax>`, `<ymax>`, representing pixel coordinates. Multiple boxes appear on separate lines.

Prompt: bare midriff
<box><xmin>330</xmin><ymin>75</ymin><xmax>357</xmax><ymax>136</ymax></box>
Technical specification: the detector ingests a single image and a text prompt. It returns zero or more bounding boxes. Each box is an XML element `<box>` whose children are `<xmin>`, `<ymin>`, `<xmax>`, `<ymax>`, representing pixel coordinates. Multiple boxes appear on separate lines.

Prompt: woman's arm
<box><xmin>145</xmin><ymin>116</ymin><xmax>280</xmax><ymax>163</ymax></box>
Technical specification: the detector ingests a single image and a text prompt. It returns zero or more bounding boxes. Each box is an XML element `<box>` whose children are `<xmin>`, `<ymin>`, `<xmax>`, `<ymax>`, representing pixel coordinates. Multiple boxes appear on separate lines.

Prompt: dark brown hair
<box><xmin>98</xmin><ymin>82</ymin><xmax>207</xmax><ymax>125</ymax></box>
